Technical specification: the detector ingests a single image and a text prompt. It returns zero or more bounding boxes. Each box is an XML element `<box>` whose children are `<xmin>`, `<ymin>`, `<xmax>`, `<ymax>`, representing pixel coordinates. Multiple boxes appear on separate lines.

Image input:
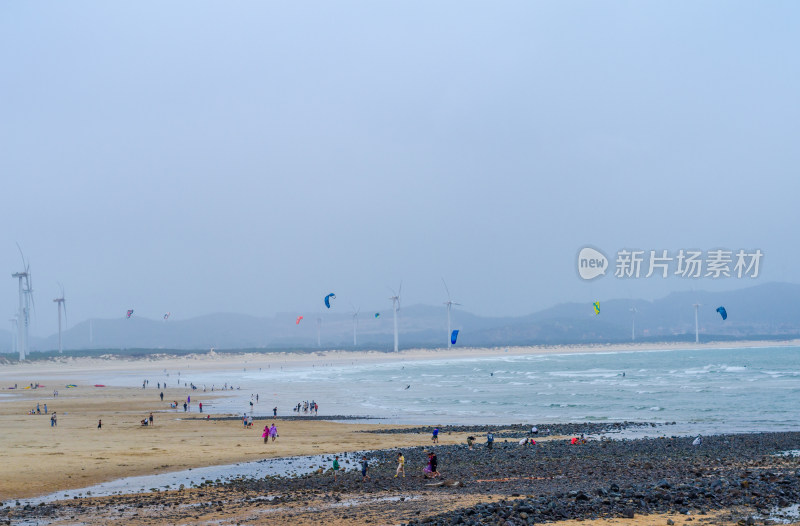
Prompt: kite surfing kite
<box><xmin>593</xmin><ymin>302</ymin><xmax>600</xmax><ymax>315</ymax></box>
<box><xmin>126</xmin><ymin>309</ymin><xmax>134</xmax><ymax>319</ymax></box>
<box><xmin>451</xmin><ymin>329</ymin><xmax>459</xmax><ymax>345</ymax></box>
<box><xmin>374</xmin><ymin>312</ymin><xmax>380</xmax><ymax>318</ymax></box>
<box><xmin>163</xmin><ymin>312</ymin><xmax>170</xmax><ymax>320</ymax></box>
<box><xmin>324</xmin><ymin>293</ymin><xmax>336</xmax><ymax>309</ymax></box>
<box><xmin>296</xmin><ymin>315</ymin><xmax>303</xmax><ymax>325</ymax></box>
<box><xmin>716</xmin><ymin>306</ymin><xmax>727</xmax><ymax>320</ymax></box>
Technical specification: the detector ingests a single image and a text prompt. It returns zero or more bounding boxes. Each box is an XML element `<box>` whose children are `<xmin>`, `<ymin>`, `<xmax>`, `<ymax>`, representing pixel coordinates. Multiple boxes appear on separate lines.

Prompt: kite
<box><xmin>451</xmin><ymin>329</ymin><xmax>459</xmax><ymax>345</ymax></box>
<box><xmin>126</xmin><ymin>309</ymin><xmax>134</xmax><ymax>319</ymax></box>
<box><xmin>324</xmin><ymin>293</ymin><xmax>336</xmax><ymax>309</ymax></box>
<box><xmin>164</xmin><ymin>312</ymin><xmax>170</xmax><ymax>320</ymax></box>
<box><xmin>716</xmin><ymin>306</ymin><xmax>727</xmax><ymax>320</ymax></box>
<box><xmin>593</xmin><ymin>302</ymin><xmax>600</xmax><ymax>315</ymax></box>
<box><xmin>296</xmin><ymin>315</ymin><xmax>303</xmax><ymax>325</ymax></box>
<box><xmin>374</xmin><ymin>312</ymin><xmax>380</xmax><ymax>318</ymax></box>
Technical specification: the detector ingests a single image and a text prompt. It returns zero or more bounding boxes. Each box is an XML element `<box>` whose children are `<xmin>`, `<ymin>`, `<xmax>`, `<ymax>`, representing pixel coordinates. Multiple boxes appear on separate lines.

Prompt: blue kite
<box><xmin>324</xmin><ymin>293</ymin><xmax>336</xmax><ymax>309</ymax></box>
<box><xmin>716</xmin><ymin>306</ymin><xmax>727</xmax><ymax>320</ymax></box>
<box><xmin>451</xmin><ymin>329</ymin><xmax>459</xmax><ymax>345</ymax></box>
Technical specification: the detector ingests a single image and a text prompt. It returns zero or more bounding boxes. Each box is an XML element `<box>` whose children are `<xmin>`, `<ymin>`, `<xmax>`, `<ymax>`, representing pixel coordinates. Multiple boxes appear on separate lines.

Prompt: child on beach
<box><xmin>395</xmin><ymin>452</ymin><xmax>405</xmax><ymax>478</ymax></box>
<box><xmin>333</xmin><ymin>456</ymin><xmax>340</xmax><ymax>481</ymax></box>
<box><xmin>360</xmin><ymin>456</ymin><xmax>370</xmax><ymax>481</ymax></box>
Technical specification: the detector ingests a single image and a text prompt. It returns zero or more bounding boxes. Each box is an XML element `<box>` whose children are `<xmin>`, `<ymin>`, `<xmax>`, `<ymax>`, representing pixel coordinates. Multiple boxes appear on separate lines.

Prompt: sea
<box><xmin>40</xmin><ymin>345</ymin><xmax>800</xmax><ymax>436</ymax></box>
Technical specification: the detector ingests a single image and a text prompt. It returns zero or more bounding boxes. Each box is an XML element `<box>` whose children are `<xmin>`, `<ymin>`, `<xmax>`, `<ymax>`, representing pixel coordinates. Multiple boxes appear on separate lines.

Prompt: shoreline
<box><xmin>1</xmin><ymin>338</ymin><xmax>798</xmax><ymax>379</ymax></box>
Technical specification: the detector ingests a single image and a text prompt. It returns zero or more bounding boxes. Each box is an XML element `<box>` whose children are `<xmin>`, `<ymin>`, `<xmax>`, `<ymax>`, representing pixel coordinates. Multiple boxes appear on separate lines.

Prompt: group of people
<box><xmin>141</xmin><ymin>413</ymin><xmax>154</xmax><ymax>426</ymax></box>
<box><xmin>293</xmin><ymin>401</ymin><xmax>318</xmax><ymax>415</ymax></box>
<box><xmin>332</xmin><ymin>451</ymin><xmax>440</xmax><ymax>482</ymax></box>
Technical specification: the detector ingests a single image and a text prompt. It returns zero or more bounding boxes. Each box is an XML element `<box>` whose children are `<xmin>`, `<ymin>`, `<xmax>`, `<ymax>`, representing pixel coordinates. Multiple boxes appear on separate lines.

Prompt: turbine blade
<box><xmin>442</xmin><ymin>278</ymin><xmax>451</xmax><ymax>301</ymax></box>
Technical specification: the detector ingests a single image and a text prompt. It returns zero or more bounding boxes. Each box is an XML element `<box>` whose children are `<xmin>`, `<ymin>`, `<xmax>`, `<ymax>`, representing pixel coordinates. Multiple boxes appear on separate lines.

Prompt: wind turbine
<box><xmin>11</xmin><ymin>245</ymin><xmax>34</xmax><ymax>360</ymax></box>
<box><xmin>351</xmin><ymin>305</ymin><xmax>360</xmax><ymax>347</ymax></box>
<box><xmin>442</xmin><ymin>279</ymin><xmax>461</xmax><ymax>349</ymax></box>
<box><xmin>389</xmin><ymin>283</ymin><xmax>402</xmax><ymax>352</ymax></box>
<box><xmin>53</xmin><ymin>284</ymin><xmax>66</xmax><ymax>354</ymax></box>
<box><xmin>692</xmin><ymin>303</ymin><xmax>701</xmax><ymax>343</ymax></box>
<box><xmin>630</xmin><ymin>307</ymin><xmax>637</xmax><ymax>342</ymax></box>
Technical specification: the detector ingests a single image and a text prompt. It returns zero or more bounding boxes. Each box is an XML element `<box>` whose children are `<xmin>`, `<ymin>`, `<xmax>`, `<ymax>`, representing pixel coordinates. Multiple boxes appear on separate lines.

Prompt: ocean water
<box><xmin>76</xmin><ymin>345</ymin><xmax>800</xmax><ymax>435</ymax></box>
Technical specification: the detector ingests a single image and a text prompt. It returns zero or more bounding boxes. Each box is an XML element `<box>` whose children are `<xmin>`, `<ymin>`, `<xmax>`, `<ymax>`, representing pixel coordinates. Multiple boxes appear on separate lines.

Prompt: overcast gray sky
<box><xmin>2</xmin><ymin>2</ymin><xmax>798</xmax><ymax>337</ymax></box>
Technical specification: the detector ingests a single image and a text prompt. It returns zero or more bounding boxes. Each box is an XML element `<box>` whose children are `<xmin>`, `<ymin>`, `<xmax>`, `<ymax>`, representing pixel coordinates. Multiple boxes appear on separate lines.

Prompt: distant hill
<box><xmin>2</xmin><ymin>282</ymin><xmax>798</xmax><ymax>354</ymax></box>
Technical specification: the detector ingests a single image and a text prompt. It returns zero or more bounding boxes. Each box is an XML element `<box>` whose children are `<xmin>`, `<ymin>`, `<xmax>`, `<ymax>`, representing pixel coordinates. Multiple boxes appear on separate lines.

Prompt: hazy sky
<box><xmin>2</xmin><ymin>2</ymin><xmax>798</xmax><ymax>337</ymax></box>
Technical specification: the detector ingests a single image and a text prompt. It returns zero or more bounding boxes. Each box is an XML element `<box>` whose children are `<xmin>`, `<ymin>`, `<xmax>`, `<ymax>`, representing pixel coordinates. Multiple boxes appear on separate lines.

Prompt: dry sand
<box><xmin>0</xmin><ymin>386</ymin><xmax>467</xmax><ymax>501</ymax></box>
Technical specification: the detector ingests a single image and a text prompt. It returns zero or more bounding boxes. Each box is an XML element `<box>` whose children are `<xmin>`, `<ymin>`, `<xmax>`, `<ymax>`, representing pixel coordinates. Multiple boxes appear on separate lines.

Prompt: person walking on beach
<box><xmin>98</xmin><ymin>419</ymin><xmax>102</xmax><ymax>429</ymax></box>
<box><xmin>149</xmin><ymin>413</ymin><xmax>154</xmax><ymax>426</ymax></box>
<box><xmin>332</xmin><ymin>456</ymin><xmax>340</xmax><ymax>481</ymax></box>
<box><xmin>183</xmin><ymin>402</ymin><xmax>187</xmax><ymax>412</ymax></box>
<box><xmin>360</xmin><ymin>456</ymin><xmax>370</xmax><ymax>481</ymax></box>
<box><xmin>432</xmin><ymin>426</ymin><xmax>439</xmax><ymax>443</ymax></box>
<box><xmin>486</xmin><ymin>431</ymin><xmax>494</xmax><ymax>450</ymax></box>
<box><xmin>262</xmin><ymin>425</ymin><xmax>270</xmax><ymax>444</ymax></box>
<box><xmin>160</xmin><ymin>392</ymin><xmax>164</xmax><ymax>401</ymax></box>
<box><xmin>269</xmin><ymin>423</ymin><xmax>278</xmax><ymax>442</ymax></box>
<box><xmin>395</xmin><ymin>452</ymin><xmax>405</xmax><ymax>478</ymax></box>
<box><xmin>199</xmin><ymin>402</ymin><xmax>203</xmax><ymax>413</ymax></box>
<box><xmin>273</xmin><ymin>406</ymin><xmax>277</xmax><ymax>417</ymax></box>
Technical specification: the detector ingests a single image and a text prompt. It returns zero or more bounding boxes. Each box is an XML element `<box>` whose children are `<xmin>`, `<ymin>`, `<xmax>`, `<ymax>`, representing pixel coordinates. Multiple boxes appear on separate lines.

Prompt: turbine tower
<box><xmin>316</xmin><ymin>317</ymin><xmax>322</xmax><ymax>348</ymax></box>
<box><xmin>9</xmin><ymin>316</ymin><xmax>18</xmax><ymax>356</ymax></box>
<box><xmin>442</xmin><ymin>279</ymin><xmax>461</xmax><ymax>349</ymax></box>
<box><xmin>351</xmin><ymin>305</ymin><xmax>360</xmax><ymax>347</ymax></box>
<box><xmin>389</xmin><ymin>283</ymin><xmax>402</xmax><ymax>352</ymax></box>
<box><xmin>693</xmin><ymin>303</ymin><xmax>701</xmax><ymax>343</ymax></box>
<box><xmin>11</xmin><ymin>246</ymin><xmax>33</xmax><ymax>361</ymax></box>
<box><xmin>53</xmin><ymin>285</ymin><xmax>67</xmax><ymax>354</ymax></box>
<box><xmin>630</xmin><ymin>307</ymin><xmax>637</xmax><ymax>342</ymax></box>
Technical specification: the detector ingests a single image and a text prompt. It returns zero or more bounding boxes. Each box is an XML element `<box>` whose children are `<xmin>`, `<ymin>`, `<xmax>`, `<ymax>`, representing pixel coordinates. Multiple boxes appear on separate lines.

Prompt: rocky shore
<box><xmin>4</xmin><ymin>428</ymin><xmax>798</xmax><ymax>525</ymax></box>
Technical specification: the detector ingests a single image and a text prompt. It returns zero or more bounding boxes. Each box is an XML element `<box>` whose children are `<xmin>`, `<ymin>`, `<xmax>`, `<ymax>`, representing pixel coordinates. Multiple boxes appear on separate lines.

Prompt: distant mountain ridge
<box><xmin>2</xmin><ymin>282</ymin><xmax>798</xmax><ymax>354</ymax></box>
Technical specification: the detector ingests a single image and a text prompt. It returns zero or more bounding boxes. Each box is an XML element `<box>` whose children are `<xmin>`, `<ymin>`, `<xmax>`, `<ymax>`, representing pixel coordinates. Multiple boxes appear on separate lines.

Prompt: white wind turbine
<box><xmin>630</xmin><ymin>307</ymin><xmax>637</xmax><ymax>341</ymax></box>
<box><xmin>53</xmin><ymin>284</ymin><xmax>67</xmax><ymax>354</ymax></box>
<box><xmin>351</xmin><ymin>305</ymin><xmax>360</xmax><ymax>347</ymax></box>
<box><xmin>11</xmin><ymin>245</ymin><xmax>34</xmax><ymax>361</ymax></box>
<box><xmin>442</xmin><ymin>279</ymin><xmax>461</xmax><ymax>349</ymax></box>
<box><xmin>389</xmin><ymin>283</ymin><xmax>402</xmax><ymax>352</ymax></box>
<box><xmin>693</xmin><ymin>303</ymin><xmax>701</xmax><ymax>343</ymax></box>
